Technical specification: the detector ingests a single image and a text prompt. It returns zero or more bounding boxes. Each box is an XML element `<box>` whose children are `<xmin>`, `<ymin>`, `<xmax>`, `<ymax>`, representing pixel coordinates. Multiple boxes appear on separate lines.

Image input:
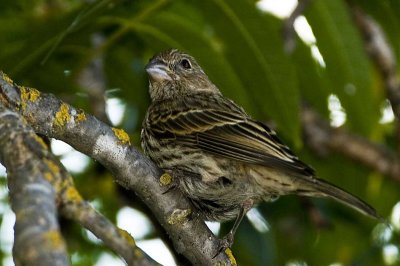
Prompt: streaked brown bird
<box><xmin>141</xmin><ymin>49</ymin><xmax>381</xmax><ymax>252</ymax></box>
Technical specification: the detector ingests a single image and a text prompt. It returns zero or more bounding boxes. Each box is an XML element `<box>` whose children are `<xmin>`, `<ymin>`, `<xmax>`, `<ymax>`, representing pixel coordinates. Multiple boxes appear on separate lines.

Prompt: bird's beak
<box><xmin>145</xmin><ymin>60</ymin><xmax>172</xmax><ymax>82</ymax></box>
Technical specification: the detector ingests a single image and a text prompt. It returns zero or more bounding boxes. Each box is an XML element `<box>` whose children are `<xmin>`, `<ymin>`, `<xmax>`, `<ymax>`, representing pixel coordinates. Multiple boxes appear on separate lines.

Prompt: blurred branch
<box><xmin>0</xmin><ymin>72</ymin><xmax>236</xmax><ymax>265</ymax></box>
<box><xmin>0</xmin><ymin>104</ymin><xmax>69</xmax><ymax>265</ymax></box>
<box><xmin>283</xmin><ymin>0</ymin><xmax>311</xmax><ymax>53</ymax></box>
<box><xmin>350</xmin><ymin>6</ymin><xmax>400</xmax><ymax>120</ymax></box>
<box><xmin>300</xmin><ymin>198</ymin><xmax>332</xmax><ymax>229</ymax></box>
<box><xmin>302</xmin><ymin>105</ymin><xmax>400</xmax><ymax>183</ymax></box>
<box><xmin>77</xmin><ymin>34</ymin><xmax>111</xmax><ymax>124</ymax></box>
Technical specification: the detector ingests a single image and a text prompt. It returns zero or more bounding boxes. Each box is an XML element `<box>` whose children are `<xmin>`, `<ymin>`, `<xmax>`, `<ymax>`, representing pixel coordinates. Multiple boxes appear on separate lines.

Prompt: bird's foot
<box><xmin>213</xmin><ymin>232</ymin><xmax>234</xmax><ymax>258</ymax></box>
<box><xmin>161</xmin><ymin>184</ymin><xmax>178</xmax><ymax>194</ymax></box>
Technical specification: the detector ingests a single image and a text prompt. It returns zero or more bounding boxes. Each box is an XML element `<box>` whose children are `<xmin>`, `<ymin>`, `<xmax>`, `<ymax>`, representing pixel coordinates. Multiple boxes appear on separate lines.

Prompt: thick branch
<box><xmin>0</xmin><ymin>105</ymin><xmax>69</xmax><ymax>266</ymax></box>
<box><xmin>0</xmin><ymin>72</ymin><xmax>235</xmax><ymax>265</ymax></box>
<box><xmin>302</xmin><ymin>106</ymin><xmax>400</xmax><ymax>182</ymax></box>
<box><xmin>0</xmin><ymin>87</ymin><xmax>157</xmax><ymax>266</ymax></box>
<box><xmin>34</xmin><ymin>140</ymin><xmax>158</xmax><ymax>265</ymax></box>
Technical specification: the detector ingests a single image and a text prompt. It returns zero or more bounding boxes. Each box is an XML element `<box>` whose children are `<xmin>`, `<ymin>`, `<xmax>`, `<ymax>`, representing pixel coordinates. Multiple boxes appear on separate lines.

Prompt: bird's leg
<box><xmin>214</xmin><ymin>198</ymin><xmax>254</xmax><ymax>257</ymax></box>
<box><xmin>161</xmin><ymin>184</ymin><xmax>178</xmax><ymax>194</ymax></box>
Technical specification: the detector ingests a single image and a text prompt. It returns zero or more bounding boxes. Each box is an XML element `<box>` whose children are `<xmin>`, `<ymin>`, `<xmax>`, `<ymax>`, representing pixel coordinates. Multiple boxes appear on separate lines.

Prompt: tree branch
<box><xmin>76</xmin><ymin>33</ymin><xmax>111</xmax><ymax>124</ymax></box>
<box><xmin>0</xmin><ymin>72</ymin><xmax>236</xmax><ymax>265</ymax></box>
<box><xmin>0</xmin><ymin>104</ymin><xmax>69</xmax><ymax>266</ymax></box>
<box><xmin>0</xmin><ymin>83</ymin><xmax>159</xmax><ymax>265</ymax></box>
<box><xmin>59</xmin><ymin>186</ymin><xmax>159</xmax><ymax>266</ymax></box>
<box><xmin>302</xmin><ymin>105</ymin><xmax>400</xmax><ymax>183</ymax></box>
<box><xmin>350</xmin><ymin>6</ymin><xmax>400</xmax><ymax>120</ymax></box>
<box><xmin>283</xmin><ymin>0</ymin><xmax>311</xmax><ymax>53</ymax></box>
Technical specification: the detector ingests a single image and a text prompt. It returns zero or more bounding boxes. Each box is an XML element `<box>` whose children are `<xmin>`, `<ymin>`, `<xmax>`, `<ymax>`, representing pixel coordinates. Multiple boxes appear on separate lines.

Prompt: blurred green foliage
<box><xmin>0</xmin><ymin>0</ymin><xmax>399</xmax><ymax>265</ymax></box>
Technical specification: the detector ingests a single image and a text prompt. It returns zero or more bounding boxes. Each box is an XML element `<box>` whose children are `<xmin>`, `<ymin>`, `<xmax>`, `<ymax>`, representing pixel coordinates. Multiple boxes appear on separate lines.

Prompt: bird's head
<box><xmin>145</xmin><ymin>49</ymin><xmax>220</xmax><ymax>102</ymax></box>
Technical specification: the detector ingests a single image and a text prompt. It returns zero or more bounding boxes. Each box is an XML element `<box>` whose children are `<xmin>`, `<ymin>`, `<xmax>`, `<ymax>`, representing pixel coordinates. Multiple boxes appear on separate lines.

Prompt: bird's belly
<box><xmin>179</xmin><ymin>170</ymin><xmax>256</xmax><ymax>221</ymax></box>
<box><xmin>166</xmin><ymin>152</ymin><xmax>262</xmax><ymax>221</ymax></box>
<box><xmin>142</xmin><ymin>134</ymin><xmax>262</xmax><ymax>221</ymax></box>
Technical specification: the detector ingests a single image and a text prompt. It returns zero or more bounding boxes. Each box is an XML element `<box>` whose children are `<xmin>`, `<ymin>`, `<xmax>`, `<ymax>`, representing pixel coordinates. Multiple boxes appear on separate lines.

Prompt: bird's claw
<box><xmin>161</xmin><ymin>183</ymin><xmax>178</xmax><ymax>194</ymax></box>
<box><xmin>213</xmin><ymin>233</ymin><xmax>234</xmax><ymax>258</ymax></box>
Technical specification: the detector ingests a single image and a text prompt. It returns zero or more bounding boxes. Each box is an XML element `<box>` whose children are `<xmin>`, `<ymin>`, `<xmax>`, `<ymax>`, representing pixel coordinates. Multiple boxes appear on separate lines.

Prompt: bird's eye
<box><xmin>180</xmin><ymin>59</ymin><xmax>192</xmax><ymax>69</ymax></box>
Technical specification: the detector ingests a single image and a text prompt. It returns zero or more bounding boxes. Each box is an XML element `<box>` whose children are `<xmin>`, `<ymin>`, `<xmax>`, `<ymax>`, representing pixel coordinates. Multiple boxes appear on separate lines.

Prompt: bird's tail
<box><xmin>295</xmin><ymin>177</ymin><xmax>383</xmax><ymax>221</ymax></box>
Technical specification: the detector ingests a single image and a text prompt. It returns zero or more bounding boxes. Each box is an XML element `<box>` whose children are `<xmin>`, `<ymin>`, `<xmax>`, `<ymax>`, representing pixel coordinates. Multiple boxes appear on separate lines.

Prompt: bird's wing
<box><xmin>149</xmin><ymin>96</ymin><xmax>314</xmax><ymax>177</ymax></box>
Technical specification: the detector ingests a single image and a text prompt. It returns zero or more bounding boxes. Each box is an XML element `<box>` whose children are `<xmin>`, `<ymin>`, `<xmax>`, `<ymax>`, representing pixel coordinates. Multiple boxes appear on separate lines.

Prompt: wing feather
<box><xmin>148</xmin><ymin>95</ymin><xmax>314</xmax><ymax>176</ymax></box>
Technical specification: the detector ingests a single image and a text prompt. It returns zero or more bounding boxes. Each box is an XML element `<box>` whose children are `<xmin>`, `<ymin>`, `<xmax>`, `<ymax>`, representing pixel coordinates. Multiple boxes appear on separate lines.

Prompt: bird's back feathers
<box><xmin>147</xmin><ymin>92</ymin><xmax>313</xmax><ymax>177</ymax></box>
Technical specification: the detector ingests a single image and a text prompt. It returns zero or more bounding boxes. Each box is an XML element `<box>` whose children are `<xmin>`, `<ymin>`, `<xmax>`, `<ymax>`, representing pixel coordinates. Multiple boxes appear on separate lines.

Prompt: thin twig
<box><xmin>350</xmin><ymin>5</ymin><xmax>400</xmax><ymax>153</ymax></box>
<box><xmin>283</xmin><ymin>0</ymin><xmax>311</xmax><ymax>53</ymax></box>
<box><xmin>59</xmin><ymin>186</ymin><xmax>159</xmax><ymax>266</ymax></box>
<box><xmin>76</xmin><ymin>34</ymin><xmax>111</xmax><ymax>124</ymax></box>
<box><xmin>351</xmin><ymin>6</ymin><xmax>400</xmax><ymax>117</ymax></box>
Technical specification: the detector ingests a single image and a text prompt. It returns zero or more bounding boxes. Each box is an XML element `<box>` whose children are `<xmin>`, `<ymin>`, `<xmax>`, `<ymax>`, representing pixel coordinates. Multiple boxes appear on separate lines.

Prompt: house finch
<box><xmin>141</xmin><ymin>49</ymin><xmax>380</xmax><ymax>252</ymax></box>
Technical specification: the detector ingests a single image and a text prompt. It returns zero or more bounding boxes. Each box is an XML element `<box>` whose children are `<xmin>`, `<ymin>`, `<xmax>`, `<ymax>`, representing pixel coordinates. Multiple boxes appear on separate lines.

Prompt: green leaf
<box><xmin>292</xmin><ymin>40</ymin><xmax>331</xmax><ymax>119</ymax></box>
<box><xmin>189</xmin><ymin>0</ymin><xmax>300</xmax><ymax>144</ymax></box>
<box><xmin>233</xmin><ymin>217</ymin><xmax>276</xmax><ymax>265</ymax></box>
<box><xmin>305</xmin><ymin>0</ymin><xmax>381</xmax><ymax>135</ymax></box>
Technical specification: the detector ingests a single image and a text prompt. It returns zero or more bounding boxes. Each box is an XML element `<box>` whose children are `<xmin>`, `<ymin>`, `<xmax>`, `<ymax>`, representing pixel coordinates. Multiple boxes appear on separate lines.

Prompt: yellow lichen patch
<box><xmin>20</xmin><ymin>87</ymin><xmax>28</xmax><ymax>111</ymax></box>
<box><xmin>160</xmin><ymin>173</ymin><xmax>173</xmax><ymax>186</ymax></box>
<box><xmin>75</xmin><ymin>110</ymin><xmax>86</xmax><ymax>123</ymax></box>
<box><xmin>224</xmin><ymin>248</ymin><xmax>237</xmax><ymax>266</ymax></box>
<box><xmin>134</xmin><ymin>249</ymin><xmax>143</xmax><ymax>259</ymax></box>
<box><xmin>43</xmin><ymin>230</ymin><xmax>65</xmax><ymax>249</ymax></box>
<box><xmin>167</xmin><ymin>208</ymin><xmax>192</xmax><ymax>225</ymax></box>
<box><xmin>15</xmin><ymin>209</ymin><xmax>29</xmax><ymax>221</ymax></box>
<box><xmin>27</xmin><ymin>88</ymin><xmax>40</xmax><ymax>102</ymax></box>
<box><xmin>43</xmin><ymin>159</ymin><xmax>63</xmax><ymax>190</ymax></box>
<box><xmin>64</xmin><ymin>186</ymin><xmax>83</xmax><ymax>202</ymax></box>
<box><xmin>112</xmin><ymin>127</ymin><xmax>131</xmax><ymax>145</ymax></box>
<box><xmin>44</xmin><ymin>158</ymin><xmax>60</xmax><ymax>175</ymax></box>
<box><xmin>2</xmin><ymin>72</ymin><xmax>14</xmax><ymax>84</ymax></box>
<box><xmin>33</xmin><ymin>135</ymin><xmax>48</xmax><ymax>150</ymax></box>
<box><xmin>44</xmin><ymin>172</ymin><xmax>54</xmax><ymax>183</ymax></box>
<box><xmin>118</xmin><ymin>228</ymin><xmax>136</xmax><ymax>246</ymax></box>
<box><xmin>54</xmin><ymin>103</ymin><xmax>70</xmax><ymax>127</ymax></box>
<box><xmin>20</xmin><ymin>86</ymin><xmax>40</xmax><ymax>111</ymax></box>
